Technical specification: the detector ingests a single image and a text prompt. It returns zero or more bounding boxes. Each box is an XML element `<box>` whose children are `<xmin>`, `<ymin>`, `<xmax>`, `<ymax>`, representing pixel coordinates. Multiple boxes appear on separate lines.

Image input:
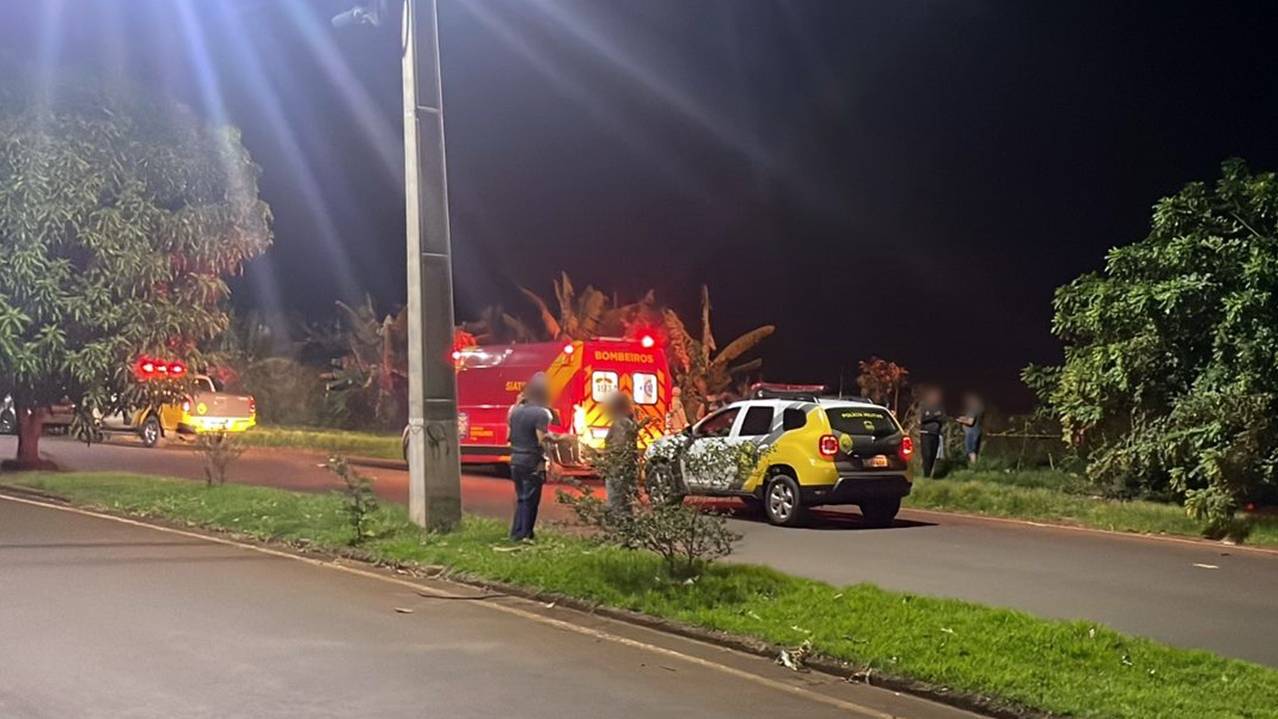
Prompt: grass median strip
<box><xmin>239</xmin><ymin>426</ymin><xmax>403</xmax><ymax>461</ymax></box>
<box><xmin>906</xmin><ymin>471</ymin><xmax>1278</xmax><ymax>548</ymax></box>
<box><xmin>7</xmin><ymin>472</ymin><xmax>1277</xmax><ymax>719</ymax></box>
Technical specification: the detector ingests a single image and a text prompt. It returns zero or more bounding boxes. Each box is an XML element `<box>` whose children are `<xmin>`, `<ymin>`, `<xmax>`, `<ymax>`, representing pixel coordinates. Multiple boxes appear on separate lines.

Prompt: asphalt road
<box><xmin>7</xmin><ymin>435</ymin><xmax>1278</xmax><ymax>666</ymax></box>
<box><xmin>0</xmin><ymin>496</ymin><xmax>977</xmax><ymax>719</ymax></box>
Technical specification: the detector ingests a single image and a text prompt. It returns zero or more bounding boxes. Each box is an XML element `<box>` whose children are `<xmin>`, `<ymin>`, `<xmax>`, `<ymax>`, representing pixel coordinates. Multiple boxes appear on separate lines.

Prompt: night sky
<box><xmin>6</xmin><ymin>1</ymin><xmax>1278</xmax><ymax>410</ymax></box>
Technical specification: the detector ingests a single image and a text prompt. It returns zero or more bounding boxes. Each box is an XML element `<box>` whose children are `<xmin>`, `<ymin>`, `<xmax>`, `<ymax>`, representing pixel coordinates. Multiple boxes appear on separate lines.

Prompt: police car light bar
<box><xmin>750</xmin><ymin>383</ymin><xmax>827</xmax><ymax>401</ymax></box>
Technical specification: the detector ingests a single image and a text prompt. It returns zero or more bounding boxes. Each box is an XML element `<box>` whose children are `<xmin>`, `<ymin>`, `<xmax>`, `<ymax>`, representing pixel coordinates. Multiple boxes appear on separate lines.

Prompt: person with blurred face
<box><xmin>958</xmin><ymin>392</ymin><xmax>985</xmax><ymax>465</ymax></box>
<box><xmin>602</xmin><ymin>390</ymin><xmax>639</xmax><ymax>515</ymax></box>
<box><xmin>918</xmin><ymin>387</ymin><xmax>945</xmax><ymax>478</ymax></box>
<box><xmin>507</xmin><ymin>373</ymin><xmax>555</xmax><ymax>541</ymax></box>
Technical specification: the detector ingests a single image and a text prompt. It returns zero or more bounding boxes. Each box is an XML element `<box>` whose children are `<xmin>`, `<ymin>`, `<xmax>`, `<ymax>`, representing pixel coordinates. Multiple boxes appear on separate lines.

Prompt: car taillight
<box><xmin>818</xmin><ymin>434</ymin><xmax>839</xmax><ymax>459</ymax></box>
<box><xmin>248</xmin><ymin>398</ymin><xmax>257</xmax><ymax>415</ymax></box>
<box><xmin>899</xmin><ymin>435</ymin><xmax>914</xmax><ymax>463</ymax></box>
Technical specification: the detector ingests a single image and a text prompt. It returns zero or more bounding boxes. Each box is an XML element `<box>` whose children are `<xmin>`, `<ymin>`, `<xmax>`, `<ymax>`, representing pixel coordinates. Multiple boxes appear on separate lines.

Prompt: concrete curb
<box><xmin>344</xmin><ymin>455</ymin><xmax>408</xmax><ymax>471</ymax></box>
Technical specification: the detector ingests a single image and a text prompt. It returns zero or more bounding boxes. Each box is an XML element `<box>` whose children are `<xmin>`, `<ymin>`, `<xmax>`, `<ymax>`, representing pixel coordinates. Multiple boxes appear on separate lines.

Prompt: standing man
<box><xmin>958</xmin><ymin>392</ymin><xmax>985</xmax><ymax>465</ymax></box>
<box><xmin>918</xmin><ymin>387</ymin><xmax>945</xmax><ymax>478</ymax></box>
<box><xmin>507</xmin><ymin>373</ymin><xmax>555</xmax><ymax>542</ymax></box>
<box><xmin>602</xmin><ymin>391</ymin><xmax>639</xmax><ymax>516</ymax></box>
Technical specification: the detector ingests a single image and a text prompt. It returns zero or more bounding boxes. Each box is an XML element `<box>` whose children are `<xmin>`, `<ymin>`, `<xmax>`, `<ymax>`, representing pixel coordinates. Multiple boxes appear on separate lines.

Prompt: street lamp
<box><xmin>334</xmin><ymin>0</ymin><xmax>461</xmax><ymax>532</ymax></box>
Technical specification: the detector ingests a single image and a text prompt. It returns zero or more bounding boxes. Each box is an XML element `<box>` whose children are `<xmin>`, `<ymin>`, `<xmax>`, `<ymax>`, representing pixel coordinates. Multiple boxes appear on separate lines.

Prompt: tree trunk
<box><xmin>15</xmin><ymin>406</ymin><xmax>46</xmax><ymax>469</ymax></box>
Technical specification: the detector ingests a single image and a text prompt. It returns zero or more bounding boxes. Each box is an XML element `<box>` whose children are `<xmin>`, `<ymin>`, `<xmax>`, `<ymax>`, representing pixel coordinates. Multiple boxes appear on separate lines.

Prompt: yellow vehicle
<box><xmin>644</xmin><ymin>384</ymin><xmax>913</xmax><ymax>527</ymax></box>
<box><xmin>99</xmin><ymin>374</ymin><xmax>257</xmax><ymax>448</ymax></box>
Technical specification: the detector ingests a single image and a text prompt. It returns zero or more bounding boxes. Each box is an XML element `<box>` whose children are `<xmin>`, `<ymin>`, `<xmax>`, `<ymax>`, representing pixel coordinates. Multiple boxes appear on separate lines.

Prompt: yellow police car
<box><xmin>644</xmin><ymin>384</ymin><xmax>913</xmax><ymax>527</ymax></box>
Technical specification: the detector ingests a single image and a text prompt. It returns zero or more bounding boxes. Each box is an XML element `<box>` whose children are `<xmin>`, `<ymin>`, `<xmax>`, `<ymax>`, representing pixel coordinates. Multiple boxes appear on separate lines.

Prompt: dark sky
<box><xmin>7</xmin><ymin>1</ymin><xmax>1278</xmax><ymax>410</ymax></box>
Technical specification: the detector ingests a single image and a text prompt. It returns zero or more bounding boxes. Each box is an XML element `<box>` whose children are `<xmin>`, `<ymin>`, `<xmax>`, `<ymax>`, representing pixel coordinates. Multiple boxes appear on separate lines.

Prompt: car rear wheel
<box><xmin>764</xmin><ymin>474</ymin><xmax>805</xmax><ymax>527</ymax></box>
<box><xmin>139</xmin><ymin>415</ymin><xmax>162</xmax><ymax>448</ymax></box>
<box><xmin>859</xmin><ymin>497</ymin><xmax>900</xmax><ymax>528</ymax></box>
<box><xmin>645</xmin><ymin>460</ymin><xmax>686</xmax><ymax>506</ymax></box>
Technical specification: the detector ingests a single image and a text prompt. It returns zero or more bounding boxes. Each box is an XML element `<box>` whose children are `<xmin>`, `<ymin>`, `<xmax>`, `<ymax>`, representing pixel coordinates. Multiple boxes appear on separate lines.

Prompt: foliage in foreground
<box><xmin>1028</xmin><ymin>159</ymin><xmax>1278</xmax><ymax>528</ymax></box>
<box><xmin>559</xmin><ymin>416</ymin><xmax>740</xmax><ymax>578</ymax></box>
<box><xmin>325</xmin><ymin>456</ymin><xmax>379</xmax><ymax>544</ymax></box>
<box><xmin>195</xmin><ymin>433</ymin><xmax>246</xmax><ymax>487</ymax></box>
<box><xmin>9</xmin><ymin>472</ymin><xmax>1278</xmax><ymax>719</ymax></box>
<box><xmin>0</xmin><ymin>67</ymin><xmax>272</xmax><ymax>464</ymax></box>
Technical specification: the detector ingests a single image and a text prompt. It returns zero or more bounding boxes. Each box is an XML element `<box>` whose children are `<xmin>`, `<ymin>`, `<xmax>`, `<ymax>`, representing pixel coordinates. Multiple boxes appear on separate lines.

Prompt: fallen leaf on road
<box><xmin>1192</xmin><ymin>563</ymin><xmax>1219</xmax><ymax>570</ymax></box>
<box><xmin>394</xmin><ymin>607</ymin><xmax>414</xmax><ymax>614</ymax></box>
<box><xmin>776</xmin><ymin>640</ymin><xmax>813</xmax><ymax>673</ymax></box>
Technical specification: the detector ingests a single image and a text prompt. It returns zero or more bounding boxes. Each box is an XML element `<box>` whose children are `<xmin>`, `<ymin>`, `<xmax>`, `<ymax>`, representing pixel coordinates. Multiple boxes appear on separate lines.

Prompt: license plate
<box><xmin>868</xmin><ymin>454</ymin><xmax>889</xmax><ymax>468</ymax></box>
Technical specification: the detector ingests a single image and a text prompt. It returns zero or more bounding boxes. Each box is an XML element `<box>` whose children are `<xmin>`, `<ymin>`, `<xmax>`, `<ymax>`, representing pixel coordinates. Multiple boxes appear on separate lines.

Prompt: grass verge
<box><xmin>239</xmin><ymin>425</ymin><xmax>402</xmax><ymax>461</ymax></box>
<box><xmin>906</xmin><ymin>470</ymin><xmax>1278</xmax><ymax>548</ymax></box>
<box><xmin>7</xmin><ymin>472</ymin><xmax>1277</xmax><ymax>719</ymax></box>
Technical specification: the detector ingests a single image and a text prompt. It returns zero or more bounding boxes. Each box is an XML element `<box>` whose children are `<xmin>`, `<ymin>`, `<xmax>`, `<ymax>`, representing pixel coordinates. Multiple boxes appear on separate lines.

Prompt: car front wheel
<box><xmin>764</xmin><ymin>474</ymin><xmax>806</xmax><ymax>527</ymax></box>
<box><xmin>139</xmin><ymin>415</ymin><xmax>162</xmax><ymax>448</ymax></box>
<box><xmin>645</xmin><ymin>460</ymin><xmax>686</xmax><ymax>506</ymax></box>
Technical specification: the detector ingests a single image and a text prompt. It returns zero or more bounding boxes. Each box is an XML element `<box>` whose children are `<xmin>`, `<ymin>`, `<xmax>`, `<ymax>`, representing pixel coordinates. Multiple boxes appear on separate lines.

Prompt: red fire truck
<box><xmin>453</xmin><ymin>336</ymin><xmax>671</xmax><ymax>474</ymax></box>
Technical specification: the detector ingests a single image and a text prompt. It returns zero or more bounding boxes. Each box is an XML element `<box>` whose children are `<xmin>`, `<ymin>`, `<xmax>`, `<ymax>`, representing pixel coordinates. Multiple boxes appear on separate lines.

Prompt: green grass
<box><xmin>8</xmin><ymin>472</ymin><xmax>1277</xmax><ymax>719</ymax></box>
<box><xmin>906</xmin><ymin>469</ymin><xmax>1278</xmax><ymax>548</ymax></box>
<box><xmin>239</xmin><ymin>425</ymin><xmax>402</xmax><ymax>460</ymax></box>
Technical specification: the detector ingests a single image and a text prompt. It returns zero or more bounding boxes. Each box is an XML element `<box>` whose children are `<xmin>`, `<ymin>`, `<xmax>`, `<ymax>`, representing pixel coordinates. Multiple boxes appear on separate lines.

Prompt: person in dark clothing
<box><xmin>918</xmin><ymin>387</ymin><xmax>945</xmax><ymax>478</ymax></box>
<box><xmin>602</xmin><ymin>391</ymin><xmax>639</xmax><ymax>516</ymax></box>
<box><xmin>507</xmin><ymin>373</ymin><xmax>556</xmax><ymax>541</ymax></box>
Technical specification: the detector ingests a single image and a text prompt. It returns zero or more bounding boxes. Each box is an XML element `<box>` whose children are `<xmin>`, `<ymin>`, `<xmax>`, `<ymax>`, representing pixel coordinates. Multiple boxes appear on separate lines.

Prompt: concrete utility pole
<box><xmin>400</xmin><ymin>0</ymin><xmax>461</xmax><ymax>530</ymax></box>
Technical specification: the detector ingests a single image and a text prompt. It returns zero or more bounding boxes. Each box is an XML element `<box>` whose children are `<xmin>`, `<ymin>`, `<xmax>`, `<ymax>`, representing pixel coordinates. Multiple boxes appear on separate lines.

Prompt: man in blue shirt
<box><xmin>507</xmin><ymin>373</ymin><xmax>556</xmax><ymax>541</ymax></box>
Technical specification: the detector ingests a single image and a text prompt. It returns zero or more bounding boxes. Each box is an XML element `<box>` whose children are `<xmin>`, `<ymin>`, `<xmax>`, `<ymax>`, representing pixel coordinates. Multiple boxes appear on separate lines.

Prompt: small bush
<box><xmin>326</xmin><ymin>456</ymin><xmax>379</xmax><ymax>544</ymax></box>
<box><xmin>196</xmin><ymin>433</ymin><xmax>246</xmax><ymax>487</ymax></box>
<box><xmin>561</xmin><ymin>425</ymin><xmax>743</xmax><ymax>578</ymax></box>
<box><xmin>561</xmin><ymin>482</ymin><xmax>738</xmax><ymax>579</ymax></box>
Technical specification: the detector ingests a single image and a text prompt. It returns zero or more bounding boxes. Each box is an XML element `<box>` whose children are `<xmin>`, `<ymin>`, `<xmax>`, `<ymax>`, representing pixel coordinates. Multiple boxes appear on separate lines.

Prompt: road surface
<box><xmin>0</xmin><ymin>496</ymin><xmax>976</xmax><ymax>719</ymax></box>
<box><xmin>6</xmin><ymin>435</ymin><xmax>1278</xmax><ymax>666</ymax></box>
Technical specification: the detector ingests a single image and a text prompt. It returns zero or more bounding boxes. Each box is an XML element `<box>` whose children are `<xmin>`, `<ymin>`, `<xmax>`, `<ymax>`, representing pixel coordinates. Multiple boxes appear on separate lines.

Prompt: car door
<box><xmin>680</xmin><ymin>407</ymin><xmax>741</xmax><ymax>492</ymax></box>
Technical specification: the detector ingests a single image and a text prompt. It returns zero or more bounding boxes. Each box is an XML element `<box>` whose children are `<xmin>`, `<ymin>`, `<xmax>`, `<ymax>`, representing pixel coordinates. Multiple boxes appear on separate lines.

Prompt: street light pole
<box><xmin>400</xmin><ymin>0</ymin><xmax>461</xmax><ymax>531</ymax></box>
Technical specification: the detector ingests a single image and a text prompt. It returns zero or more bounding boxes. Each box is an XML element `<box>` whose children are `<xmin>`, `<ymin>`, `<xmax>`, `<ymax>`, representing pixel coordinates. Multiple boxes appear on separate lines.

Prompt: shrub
<box><xmin>326</xmin><ymin>456</ymin><xmax>379</xmax><ymax>544</ymax></box>
<box><xmin>196</xmin><ymin>433</ymin><xmax>246</xmax><ymax>487</ymax></box>
<box><xmin>1028</xmin><ymin>160</ymin><xmax>1278</xmax><ymax>528</ymax></box>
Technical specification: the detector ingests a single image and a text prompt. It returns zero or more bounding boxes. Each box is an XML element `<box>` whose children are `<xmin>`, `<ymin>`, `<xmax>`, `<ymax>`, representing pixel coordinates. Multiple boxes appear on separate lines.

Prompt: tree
<box><xmin>519</xmin><ymin>271</ymin><xmax>664</xmax><ymax>341</ymax></box>
<box><xmin>663</xmin><ymin>286</ymin><xmax>775</xmax><ymax>419</ymax></box>
<box><xmin>0</xmin><ymin>73</ymin><xmax>272</xmax><ymax>466</ymax></box>
<box><xmin>855</xmin><ymin>356</ymin><xmax>909</xmax><ymax>413</ymax></box>
<box><xmin>1027</xmin><ymin>159</ymin><xmax>1278</xmax><ymax>530</ymax></box>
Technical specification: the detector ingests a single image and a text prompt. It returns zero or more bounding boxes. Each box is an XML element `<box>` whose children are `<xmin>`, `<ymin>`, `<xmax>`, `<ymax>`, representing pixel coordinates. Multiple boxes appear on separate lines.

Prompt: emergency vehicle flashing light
<box><xmin>135</xmin><ymin>357</ymin><xmax>189</xmax><ymax>381</ymax></box>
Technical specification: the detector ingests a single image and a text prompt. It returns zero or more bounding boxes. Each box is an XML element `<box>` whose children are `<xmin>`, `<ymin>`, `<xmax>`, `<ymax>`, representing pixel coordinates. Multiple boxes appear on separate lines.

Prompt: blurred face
<box><xmin>924</xmin><ymin>388</ymin><xmax>942</xmax><ymax>405</ymax></box>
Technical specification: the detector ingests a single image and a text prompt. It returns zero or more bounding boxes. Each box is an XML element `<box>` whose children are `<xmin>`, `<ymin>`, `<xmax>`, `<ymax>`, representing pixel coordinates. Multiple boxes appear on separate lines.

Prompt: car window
<box><xmin>738</xmin><ymin>406</ymin><xmax>774</xmax><ymax>436</ymax></box>
<box><xmin>782</xmin><ymin>408</ymin><xmax>807</xmax><ymax>431</ymax></box>
<box><xmin>695</xmin><ymin>408</ymin><xmax>739</xmax><ymax>438</ymax></box>
<box><xmin>824</xmin><ymin>406</ymin><xmax>899</xmax><ymax>437</ymax></box>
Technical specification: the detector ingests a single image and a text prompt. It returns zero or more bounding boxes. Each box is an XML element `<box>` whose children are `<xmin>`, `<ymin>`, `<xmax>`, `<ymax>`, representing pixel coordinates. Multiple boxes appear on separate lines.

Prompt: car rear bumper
<box><xmin>178</xmin><ymin>416</ymin><xmax>256</xmax><ymax>434</ymax></box>
<box><xmin>800</xmin><ymin>473</ymin><xmax>911</xmax><ymax>506</ymax></box>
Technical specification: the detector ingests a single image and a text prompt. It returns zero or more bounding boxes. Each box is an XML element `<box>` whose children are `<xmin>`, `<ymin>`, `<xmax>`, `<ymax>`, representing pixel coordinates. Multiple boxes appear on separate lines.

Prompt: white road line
<box><xmin>0</xmin><ymin>492</ymin><xmax>898</xmax><ymax>718</ymax></box>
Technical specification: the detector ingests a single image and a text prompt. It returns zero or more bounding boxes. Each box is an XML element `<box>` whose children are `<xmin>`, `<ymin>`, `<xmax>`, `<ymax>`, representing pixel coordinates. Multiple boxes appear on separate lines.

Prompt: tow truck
<box><xmin>45</xmin><ymin>357</ymin><xmax>257</xmax><ymax>447</ymax></box>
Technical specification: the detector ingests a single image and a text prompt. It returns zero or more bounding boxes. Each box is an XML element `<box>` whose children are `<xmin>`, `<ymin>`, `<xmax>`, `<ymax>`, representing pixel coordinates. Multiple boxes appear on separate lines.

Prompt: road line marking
<box><xmin>1192</xmin><ymin>563</ymin><xmax>1219</xmax><ymax>570</ymax></box>
<box><xmin>0</xmin><ymin>493</ymin><xmax>896</xmax><ymax>718</ymax></box>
